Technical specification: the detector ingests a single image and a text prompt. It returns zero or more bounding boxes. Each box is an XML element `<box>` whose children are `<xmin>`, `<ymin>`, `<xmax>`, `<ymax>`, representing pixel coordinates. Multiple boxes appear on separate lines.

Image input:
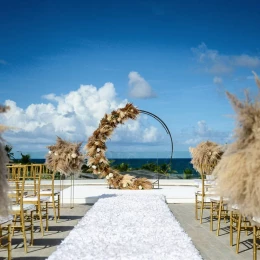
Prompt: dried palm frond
<box><xmin>46</xmin><ymin>137</ymin><xmax>84</xmax><ymax>177</ymax></box>
<box><xmin>0</xmin><ymin>105</ymin><xmax>10</xmax><ymax>113</ymax></box>
<box><xmin>120</xmin><ymin>174</ymin><xmax>135</xmax><ymax>189</ymax></box>
<box><xmin>189</xmin><ymin>141</ymin><xmax>224</xmax><ymax>175</ymax></box>
<box><xmin>132</xmin><ymin>178</ymin><xmax>153</xmax><ymax>190</ymax></box>
<box><xmin>0</xmin><ymin>125</ymin><xmax>11</xmax><ymax>133</ymax></box>
<box><xmin>85</xmin><ymin>103</ymin><xmax>153</xmax><ymax>189</ymax></box>
<box><xmin>213</xmin><ymin>71</ymin><xmax>260</xmax><ymax>217</ymax></box>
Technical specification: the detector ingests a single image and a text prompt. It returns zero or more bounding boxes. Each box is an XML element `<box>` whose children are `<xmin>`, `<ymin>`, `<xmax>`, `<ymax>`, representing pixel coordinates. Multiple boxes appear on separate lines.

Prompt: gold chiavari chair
<box><xmin>210</xmin><ymin>198</ymin><xmax>219</xmax><ymax>231</ymax></box>
<box><xmin>0</xmin><ymin>215</ymin><xmax>12</xmax><ymax>260</ymax></box>
<box><xmin>7</xmin><ymin>165</ymin><xmax>35</xmax><ymax>253</ymax></box>
<box><xmin>229</xmin><ymin>207</ymin><xmax>240</xmax><ymax>247</ymax></box>
<box><xmin>195</xmin><ymin>173</ymin><xmax>216</xmax><ymax>223</ymax></box>
<box><xmin>229</xmin><ymin>205</ymin><xmax>252</xmax><ymax>253</ymax></box>
<box><xmin>252</xmin><ymin>218</ymin><xmax>260</xmax><ymax>260</ymax></box>
<box><xmin>235</xmin><ymin>213</ymin><xmax>252</xmax><ymax>253</ymax></box>
<box><xmin>23</xmin><ymin>164</ymin><xmax>49</xmax><ymax>236</ymax></box>
<box><xmin>215</xmin><ymin>198</ymin><xmax>229</xmax><ymax>236</ymax></box>
<box><xmin>39</xmin><ymin>165</ymin><xmax>60</xmax><ymax>222</ymax></box>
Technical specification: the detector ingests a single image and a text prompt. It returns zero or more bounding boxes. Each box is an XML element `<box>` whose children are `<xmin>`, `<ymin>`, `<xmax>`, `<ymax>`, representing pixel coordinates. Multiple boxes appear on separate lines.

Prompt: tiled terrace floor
<box><xmin>168</xmin><ymin>204</ymin><xmax>254</xmax><ymax>260</ymax></box>
<box><xmin>0</xmin><ymin>204</ymin><xmax>92</xmax><ymax>260</ymax></box>
<box><xmin>0</xmin><ymin>203</ymin><xmax>256</xmax><ymax>260</ymax></box>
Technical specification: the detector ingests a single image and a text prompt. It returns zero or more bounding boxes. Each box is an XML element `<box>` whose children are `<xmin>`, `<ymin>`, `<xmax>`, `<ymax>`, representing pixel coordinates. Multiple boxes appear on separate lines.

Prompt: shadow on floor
<box><xmin>58</xmin><ymin>215</ymin><xmax>83</xmax><ymax>221</ymax></box>
<box><xmin>11</xmin><ymin>257</ymin><xmax>47</xmax><ymax>260</ymax></box>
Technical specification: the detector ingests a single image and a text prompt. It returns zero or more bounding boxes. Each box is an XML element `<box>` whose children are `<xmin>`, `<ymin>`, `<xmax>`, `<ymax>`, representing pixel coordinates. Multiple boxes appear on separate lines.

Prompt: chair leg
<box><xmin>210</xmin><ymin>201</ymin><xmax>213</xmax><ymax>231</ymax></box>
<box><xmin>52</xmin><ymin>195</ymin><xmax>57</xmax><ymax>222</ymax></box>
<box><xmin>236</xmin><ymin>214</ymin><xmax>242</xmax><ymax>254</ymax></box>
<box><xmin>38</xmin><ymin>206</ymin><xmax>44</xmax><ymax>237</ymax></box>
<box><xmin>253</xmin><ymin>226</ymin><xmax>257</xmax><ymax>260</ymax></box>
<box><xmin>21</xmin><ymin>218</ymin><xmax>28</xmax><ymax>253</ymax></box>
<box><xmin>244</xmin><ymin>217</ymin><xmax>248</xmax><ymax>236</ymax></box>
<box><xmin>12</xmin><ymin>214</ymin><xmax>17</xmax><ymax>236</ymax></box>
<box><xmin>58</xmin><ymin>194</ymin><xmax>60</xmax><ymax>220</ymax></box>
<box><xmin>195</xmin><ymin>194</ymin><xmax>198</xmax><ymax>220</ymax></box>
<box><xmin>200</xmin><ymin>200</ymin><xmax>204</xmax><ymax>224</ymax></box>
<box><xmin>217</xmin><ymin>200</ymin><xmax>222</xmax><ymax>236</ymax></box>
<box><xmin>8</xmin><ymin>224</ymin><xmax>12</xmax><ymax>260</ymax></box>
<box><xmin>230</xmin><ymin>211</ymin><xmax>233</xmax><ymax>246</ymax></box>
<box><xmin>46</xmin><ymin>202</ymin><xmax>49</xmax><ymax>231</ymax></box>
<box><xmin>30</xmin><ymin>211</ymin><xmax>34</xmax><ymax>246</ymax></box>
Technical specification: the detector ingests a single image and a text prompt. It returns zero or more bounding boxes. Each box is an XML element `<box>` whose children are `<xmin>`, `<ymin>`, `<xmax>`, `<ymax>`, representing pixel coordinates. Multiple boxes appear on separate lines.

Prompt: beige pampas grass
<box><xmin>0</xmin><ymin>105</ymin><xmax>10</xmax><ymax>216</ymax></box>
<box><xmin>189</xmin><ymin>141</ymin><xmax>224</xmax><ymax>175</ymax></box>
<box><xmin>132</xmin><ymin>178</ymin><xmax>153</xmax><ymax>190</ymax></box>
<box><xmin>0</xmin><ymin>140</ymin><xmax>9</xmax><ymax>217</ymax></box>
<box><xmin>86</xmin><ymin>103</ymin><xmax>153</xmax><ymax>190</ymax></box>
<box><xmin>46</xmin><ymin>137</ymin><xmax>84</xmax><ymax>177</ymax></box>
<box><xmin>213</xmin><ymin>71</ymin><xmax>260</xmax><ymax>217</ymax></box>
<box><xmin>0</xmin><ymin>105</ymin><xmax>10</xmax><ymax>113</ymax></box>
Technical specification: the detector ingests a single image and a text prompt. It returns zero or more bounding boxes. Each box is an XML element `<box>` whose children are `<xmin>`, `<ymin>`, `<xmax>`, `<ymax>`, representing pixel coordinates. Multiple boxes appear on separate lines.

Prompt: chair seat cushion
<box><xmin>24</xmin><ymin>196</ymin><xmax>50</xmax><ymax>202</ymax></box>
<box><xmin>252</xmin><ymin>217</ymin><xmax>260</xmax><ymax>224</ymax></box>
<box><xmin>0</xmin><ymin>215</ymin><xmax>13</xmax><ymax>224</ymax></box>
<box><xmin>48</xmin><ymin>196</ymin><xmax>59</xmax><ymax>202</ymax></box>
<box><xmin>197</xmin><ymin>196</ymin><xmax>221</xmax><ymax>202</ymax></box>
<box><xmin>196</xmin><ymin>190</ymin><xmax>216</xmax><ymax>196</ymax></box>
<box><xmin>231</xmin><ymin>204</ymin><xmax>239</xmax><ymax>210</ymax></box>
<box><xmin>40</xmin><ymin>189</ymin><xmax>60</xmax><ymax>195</ymax></box>
<box><xmin>11</xmin><ymin>204</ymin><xmax>36</xmax><ymax>212</ymax></box>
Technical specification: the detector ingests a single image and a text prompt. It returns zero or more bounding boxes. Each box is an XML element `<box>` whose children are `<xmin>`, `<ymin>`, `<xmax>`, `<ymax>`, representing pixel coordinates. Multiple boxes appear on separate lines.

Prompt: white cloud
<box><xmin>184</xmin><ymin>120</ymin><xmax>231</xmax><ymax>145</ymax></box>
<box><xmin>1</xmin><ymin>82</ymin><xmax>161</xmax><ymax>154</ymax></box>
<box><xmin>213</xmin><ymin>76</ymin><xmax>223</xmax><ymax>85</ymax></box>
<box><xmin>232</xmin><ymin>55</ymin><xmax>260</xmax><ymax>67</ymax></box>
<box><xmin>143</xmin><ymin>126</ymin><xmax>159</xmax><ymax>142</ymax></box>
<box><xmin>128</xmin><ymin>71</ymin><xmax>156</xmax><ymax>99</ymax></box>
<box><xmin>191</xmin><ymin>43</ymin><xmax>260</xmax><ymax>75</ymax></box>
<box><xmin>184</xmin><ymin>138</ymin><xmax>202</xmax><ymax>145</ymax></box>
<box><xmin>194</xmin><ymin>120</ymin><xmax>211</xmax><ymax>136</ymax></box>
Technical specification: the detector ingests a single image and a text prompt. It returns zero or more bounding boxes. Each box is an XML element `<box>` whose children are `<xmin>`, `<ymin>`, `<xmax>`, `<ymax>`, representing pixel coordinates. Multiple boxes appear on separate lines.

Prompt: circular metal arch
<box><xmin>139</xmin><ymin>110</ymin><xmax>174</xmax><ymax>174</ymax></box>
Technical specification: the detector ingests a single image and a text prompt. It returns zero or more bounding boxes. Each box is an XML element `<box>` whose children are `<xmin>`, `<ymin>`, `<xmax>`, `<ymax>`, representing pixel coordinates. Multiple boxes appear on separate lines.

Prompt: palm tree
<box><xmin>4</xmin><ymin>144</ymin><xmax>15</xmax><ymax>162</ymax></box>
<box><xmin>20</xmin><ymin>153</ymin><xmax>31</xmax><ymax>164</ymax></box>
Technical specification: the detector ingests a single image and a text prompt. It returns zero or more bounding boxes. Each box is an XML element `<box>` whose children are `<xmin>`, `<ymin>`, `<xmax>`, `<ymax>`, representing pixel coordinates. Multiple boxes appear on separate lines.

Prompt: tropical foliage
<box><xmin>19</xmin><ymin>153</ymin><xmax>31</xmax><ymax>164</ymax></box>
<box><xmin>183</xmin><ymin>168</ymin><xmax>193</xmax><ymax>179</ymax></box>
<box><xmin>112</xmin><ymin>163</ymin><xmax>129</xmax><ymax>172</ymax></box>
<box><xmin>4</xmin><ymin>144</ymin><xmax>14</xmax><ymax>162</ymax></box>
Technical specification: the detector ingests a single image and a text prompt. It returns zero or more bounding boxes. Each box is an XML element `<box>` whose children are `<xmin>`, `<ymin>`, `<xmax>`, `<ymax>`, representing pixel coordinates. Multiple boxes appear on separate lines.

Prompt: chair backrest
<box><xmin>30</xmin><ymin>164</ymin><xmax>43</xmax><ymax>197</ymax></box>
<box><xmin>41</xmin><ymin>164</ymin><xmax>56</xmax><ymax>192</ymax></box>
<box><xmin>7</xmin><ymin>165</ymin><xmax>27</xmax><ymax>211</ymax></box>
<box><xmin>200</xmin><ymin>173</ymin><xmax>214</xmax><ymax>195</ymax></box>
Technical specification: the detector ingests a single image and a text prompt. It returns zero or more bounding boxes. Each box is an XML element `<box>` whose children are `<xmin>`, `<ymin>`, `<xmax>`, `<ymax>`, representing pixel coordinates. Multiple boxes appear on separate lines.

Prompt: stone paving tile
<box><xmin>168</xmin><ymin>203</ymin><xmax>253</xmax><ymax>260</ymax></box>
<box><xmin>0</xmin><ymin>202</ymin><xmax>256</xmax><ymax>260</ymax></box>
<box><xmin>0</xmin><ymin>204</ymin><xmax>92</xmax><ymax>260</ymax></box>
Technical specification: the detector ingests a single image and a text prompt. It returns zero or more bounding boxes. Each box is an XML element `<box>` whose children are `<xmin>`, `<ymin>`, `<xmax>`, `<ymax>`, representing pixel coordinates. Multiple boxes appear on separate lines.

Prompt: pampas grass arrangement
<box><xmin>0</xmin><ymin>105</ymin><xmax>10</xmax><ymax>216</ymax></box>
<box><xmin>46</xmin><ymin>137</ymin><xmax>84</xmax><ymax>177</ymax></box>
<box><xmin>86</xmin><ymin>103</ymin><xmax>153</xmax><ymax>190</ymax></box>
<box><xmin>213</xmin><ymin>71</ymin><xmax>260</xmax><ymax>218</ymax></box>
<box><xmin>189</xmin><ymin>141</ymin><xmax>224</xmax><ymax>175</ymax></box>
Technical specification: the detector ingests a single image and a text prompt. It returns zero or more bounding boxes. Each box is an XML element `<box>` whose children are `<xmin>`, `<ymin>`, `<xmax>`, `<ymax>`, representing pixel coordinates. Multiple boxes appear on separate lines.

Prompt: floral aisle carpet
<box><xmin>48</xmin><ymin>194</ymin><xmax>202</xmax><ymax>260</ymax></box>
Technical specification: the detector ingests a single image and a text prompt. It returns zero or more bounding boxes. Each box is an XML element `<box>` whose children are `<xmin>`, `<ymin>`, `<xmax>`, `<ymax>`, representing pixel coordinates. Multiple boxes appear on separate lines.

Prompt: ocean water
<box><xmin>30</xmin><ymin>158</ymin><xmax>199</xmax><ymax>177</ymax></box>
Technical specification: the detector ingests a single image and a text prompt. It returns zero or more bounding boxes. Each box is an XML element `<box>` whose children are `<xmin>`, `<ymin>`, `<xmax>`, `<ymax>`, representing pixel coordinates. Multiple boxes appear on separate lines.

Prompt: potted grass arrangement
<box><xmin>189</xmin><ymin>141</ymin><xmax>224</xmax><ymax>177</ymax></box>
<box><xmin>213</xmin><ymin>71</ymin><xmax>260</xmax><ymax>218</ymax></box>
<box><xmin>45</xmin><ymin>137</ymin><xmax>84</xmax><ymax>177</ymax></box>
<box><xmin>0</xmin><ymin>105</ymin><xmax>11</xmax><ymax>216</ymax></box>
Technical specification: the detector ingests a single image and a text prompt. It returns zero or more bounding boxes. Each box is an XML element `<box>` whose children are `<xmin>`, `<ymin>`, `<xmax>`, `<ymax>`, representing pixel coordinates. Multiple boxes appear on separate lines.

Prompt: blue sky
<box><xmin>0</xmin><ymin>0</ymin><xmax>260</xmax><ymax>158</ymax></box>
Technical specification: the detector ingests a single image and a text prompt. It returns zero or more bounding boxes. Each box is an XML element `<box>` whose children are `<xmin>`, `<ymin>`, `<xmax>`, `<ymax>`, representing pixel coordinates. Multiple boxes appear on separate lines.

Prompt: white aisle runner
<box><xmin>48</xmin><ymin>194</ymin><xmax>202</xmax><ymax>260</ymax></box>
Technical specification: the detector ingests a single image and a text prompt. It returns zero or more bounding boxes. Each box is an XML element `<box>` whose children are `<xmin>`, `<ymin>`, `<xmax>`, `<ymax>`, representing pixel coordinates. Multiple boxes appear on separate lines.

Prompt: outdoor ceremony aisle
<box><xmin>48</xmin><ymin>194</ymin><xmax>202</xmax><ymax>260</ymax></box>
